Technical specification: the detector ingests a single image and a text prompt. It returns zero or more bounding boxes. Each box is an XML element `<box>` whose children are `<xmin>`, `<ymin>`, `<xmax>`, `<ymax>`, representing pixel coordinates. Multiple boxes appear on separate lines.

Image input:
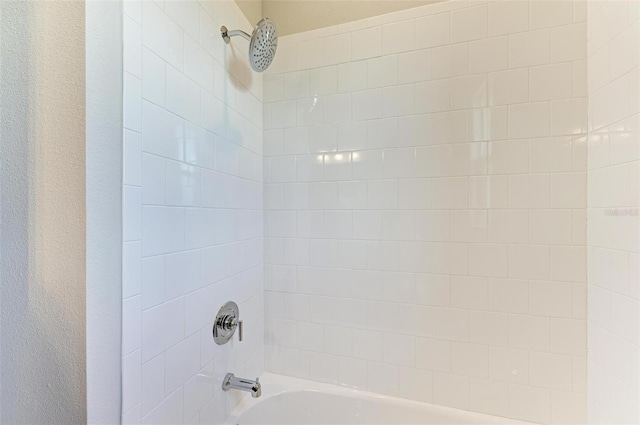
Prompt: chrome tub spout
<box><xmin>222</xmin><ymin>373</ymin><xmax>261</xmax><ymax>398</ymax></box>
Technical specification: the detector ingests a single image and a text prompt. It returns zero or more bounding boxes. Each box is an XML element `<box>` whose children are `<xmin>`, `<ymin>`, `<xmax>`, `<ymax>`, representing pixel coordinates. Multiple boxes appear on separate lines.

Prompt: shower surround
<box><xmin>121</xmin><ymin>1</ymin><xmax>265</xmax><ymax>423</ymax></box>
<box><xmin>263</xmin><ymin>1</ymin><xmax>589</xmax><ymax>423</ymax></box>
<box><xmin>118</xmin><ymin>0</ymin><xmax>639</xmax><ymax>424</ymax></box>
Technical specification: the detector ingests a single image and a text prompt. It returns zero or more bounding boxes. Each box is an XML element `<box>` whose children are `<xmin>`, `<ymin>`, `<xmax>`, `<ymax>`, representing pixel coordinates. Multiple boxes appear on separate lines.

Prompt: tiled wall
<box><xmin>586</xmin><ymin>2</ymin><xmax>640</xmax><ymax>423</ymax></box>
<box><xmin>262</xmin><ymin>1</ymin><xmax>588</xmax><ymax>423</ymax></box>
<box><xmin>121</xmin><ymin>1</ymin><xmax>264</xmax><ymax>424</ymax></box>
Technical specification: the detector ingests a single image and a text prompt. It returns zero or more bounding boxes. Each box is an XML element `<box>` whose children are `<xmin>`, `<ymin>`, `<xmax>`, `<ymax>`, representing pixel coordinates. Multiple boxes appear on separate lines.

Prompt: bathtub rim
<box><xmin>225</xmin><ymin>372</ymin><xmax>535</xmax><ymax>425</ymax></box>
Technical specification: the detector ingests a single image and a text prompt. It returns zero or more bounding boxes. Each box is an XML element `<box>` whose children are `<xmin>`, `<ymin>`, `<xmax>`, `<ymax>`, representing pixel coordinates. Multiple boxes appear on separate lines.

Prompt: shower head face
<box><xmin>249</xmin><ymin>18</ymin><xmax>278</xmax><ymax>72</ymax></box>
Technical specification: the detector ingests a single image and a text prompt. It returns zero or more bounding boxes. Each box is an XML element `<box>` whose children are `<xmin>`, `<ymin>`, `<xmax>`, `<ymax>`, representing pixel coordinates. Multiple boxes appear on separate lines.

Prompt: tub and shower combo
<box><xmin>118</xmin><ymin>0</ymin><xmax>639</xmax><ymax>424</ymax></box>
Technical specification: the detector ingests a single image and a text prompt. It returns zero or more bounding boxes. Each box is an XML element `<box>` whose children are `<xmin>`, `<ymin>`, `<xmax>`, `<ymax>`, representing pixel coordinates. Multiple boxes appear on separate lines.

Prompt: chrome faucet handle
<box><xmin>213</xmin><ymin>301</ymin><xmax>243</xmax><ymax>345</ymax></box>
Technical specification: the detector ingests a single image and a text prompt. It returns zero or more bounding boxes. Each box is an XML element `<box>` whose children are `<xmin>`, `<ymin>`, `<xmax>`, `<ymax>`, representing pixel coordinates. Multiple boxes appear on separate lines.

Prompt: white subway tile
<box><xmin>509</xmin><ymin>314</ymin><xmax>550</xmax><ymax>351</ymax></box>
<box><xmin>383</xmin><ymin>148</ymin><xmax>415</xmax><ymax>178</ymax></box>
<box><xmin>284</xmin><ymin>71</ymin><xmax>310</xmax><ymax>100</ymax></box>
<box><xmin>469</xmin><ymin>243</ymin><xmax>508</xmax><ymax>278</ymax></box>
<box><xmin>338</xmin><ymin>357</ymin><xmax>368</xmax><ymax>389</ymax></box>
<box><xmin>140</xmin><ymin>354</ymin><xmax>164</xmax><ymax>416</ymax></box>
<box><xmin>530</xmin><ymin>63</ymin><xmax>574</xmax><ymax>102</ymax></box>
<box><xmin>367</xmin><ymin>362</ymin><xmax>399</xmax><ymax>396</ymax></box>
<box><xmin>352</xmin><ymin>89</ymin><xmax>383</xmax><ymax>121</ymax></box>
<box><xmin>124</xmin><ymin>73</ymin><xmax>143</xmax><ymax>133</ymax></box>
<box><xmin>367</xmin><ymin>55</ymin><xmax>398</xmax><ymax>89</ymax></box>
<box><xmin>164</xmin><ymin>332</ymin><xmax>200</xmax><ymax>394</ymax></box>
<box><xmin>489</xmin><ymin>346</ymin><xmax>529</xmax><ymax>385</ymax></box>
<box><xmin>165</xmin><ymin>66</ymin><xmax>201</xmax><ymax>124</ymax></box>
<box><xmin>530</xmin><ymin>0</ymin><xmax>573</xmax><ymax>29</ymax></box>
<box><xmin>508</xmin><ymin>174</ymin><xmax>550</xmax><ymax>208</ymax></box>
<box><xmin>141</xmin><ymin>298</ymin><xmax>185</xmax><ymax>362</ymax></box>
<box><xmin>508</xmin><ymin>29</ymin><xmax>550</xmax><ymax>68</ymax></box>
<box><xmin>469</xmin><ymin>311</ymin><xmax>509</xmax><ymax>346</ymax></box>
<box><xmin>550</xmin><ymin>23</ymin><xmax>586</xmax><ymax>62</ymax></box>
<box><xmin>451</xmin><ymin>275</ymin><xmax>488</xmax><ymax>309</ymax></box>
<box><xmin>452</xmin><ymin>5</ymin><xmax>488</xmax><ymax>43</ymax></box>
<box><xmin>416</xmin><ymin>337</ymin><xmax>451</xmax><ymax>372</ymax></box>
<box><xmin>433</xmin><ymin>372</ymin><xmax>470</xmax><ymax>409</ymax></box>
<box><xmin>551</xmin><ymin>391</ymin><xmax>586</xmax><ymax>424</ymax></box>
<box><xmin>529</xmin><ymin>210</ymin><xmax>573</xmax><ymax>245</ymax></box>
<box><xmin>352</xmin><ymin>26</ymin><xmax>382</xmax><ymax>61</ymax></box>
<box><xmin>488</xmin><ymin>68</ymin><xmax>529</xmax><ymax>106</ymax></box>
<box><xmin>367</xmin><ymin>118</ymin><xmax>399</xmax><ymax>149</ymax></box>
<box><xmin>433</xmin><ymin>308</ymin><xmax>469</xmax><ymax>341</ymax></box>
<box><xmin>488</xmin><ymin>209</ymin><xmax>528</xmax><ymax>244</ymax></box>
<box><xmin>551</xmin><ymin>172</ymin><xmax>586</xmax><ymax>208</ymax></box>
<box><xmin>551</xmin><ymin>318</ymin><xmax>586</xmax><ymax>355</ymax></box>
<box><xmin>551</xmin><ymin>98</ymin><xmax>587</xmax><ymax>136</ymax></box>
<box><xmin>142</xmin><ymin>1</ymin><xmax>184</xmax><ymax>70</ymax></box>
<box><xmin>530</xmin><ymin>280</ymin><xmax>574</xmax><ymax>318</ymax></box>
<box><xmin>509</xmin><ymin>244</ymin><xmax>550</xmax><ymax>280</ymax></box>
<box><xmin>508</xmin><ymin>102</ymin><xmax>550</xmax><ymax>139</ymax></box>
<box><xmin>470</xmin><ymin>378</ymin><xmax>509</xmax><ymax>417</ymax></box>
<box><xmin>451</xmin><ymin>75</ymin><xmax>488</xmax><ymax>109</ymax></box>
<box><xmin>415</xmin><ymin>13</ymin><xmax>450</xmax><ymax>49</ymax></box>
<box><xmin>297</xmin><ymin>38</ymin><xmax>324</xmax><ymax>70</ymax></box>
<box><xmin>323</xmin><ymin>33</ymin><xmax>352</xmax><ymax>66</ymax></box>
<box><xmin>310</xmin><ymin>67</ymin><xmax>338</xmax><ymax>96</ymax></box>
<box><xmin>551</xmin><ymin>246</ymin><xmax>586</xmax><ymax>283</ymax></box>
<box><xmin>399</xmin><ymin>367</ymin><xmax>433</xmax><ymax>403</ymax></box>
<box><xmin>383</xmin><ymin>85</ymin><xmax>415</xmax><ymax>118</ymax></box>
<box><xmin>398</xmin><ymin>49</ymin><xmax>432</xmax><ymax>83</ymax></box>
<box><xmin>264</xmin><ymin>75</ymin><xmax>284</xmax><ymax>103</ymax></box>
<box><xmin>488</xmin><ymin>0</ymin><xmax>528</xmax><ymax>36</ymax></box>
<box><xmin>433</xmin><ymin>43</ymin><xmax>469</xmax><ymax>78</ymax></box>
<box><xmin>469</xmin><ymin>175</ymin><xmax>508</xmax><ymax>209</ymax></box>
<box><xmin>382</xmin><ymin>20</ymin><xmax>415</xmax><ymax>54</ymax></box>
<box><xmin>469</xmin><ymin>36</ymin><xmax>508</xmax><ymax>73</ymax></box>
<box><xmin>488</xmin><ymin>278</ymin><xmax>529</xmax><ymax>314</ymax></box>
<box><xmin>338</xmin><ymin>61</ymin><xmax>367</xmax><ymax>93</ymax></box>
<box><xmin>509</xmin><ymin>384</ymin><xmax>551</xmax><ymax>424</ymax></box>
<box><xmin>415</xmin><ymin>80</ymin><xmax>450</xmax><ymax>114</ymax></box>
<box><xmin>530</xmin><ymin>352</ymin><xmax>573</xmax><ymax>390</ymax></box>
<box><xmin>450</xmin><ymin>142</ymin><xmax>488</xmax><ymax>176</ymax></box>
<box><xmin>416</xmin><ymin>146</ymin><xmax>450</xmax><ymax>177</ymax></box>
<box><xmin>142</xmin><ymin>101</ymin><xmax>184</xmax><ymax>160</ymax></box>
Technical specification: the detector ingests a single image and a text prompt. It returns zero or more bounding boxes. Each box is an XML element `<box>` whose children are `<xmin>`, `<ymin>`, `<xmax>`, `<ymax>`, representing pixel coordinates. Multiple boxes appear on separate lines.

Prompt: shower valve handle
<box><xmin>213</xmin><ymin>301</ymin><xmax>243</xmax><ymax>345</ymax></box>
<box><xmin>221</xmin><ymin>316</ymin><xmax>243</xmax><ymax>342</ymax></box>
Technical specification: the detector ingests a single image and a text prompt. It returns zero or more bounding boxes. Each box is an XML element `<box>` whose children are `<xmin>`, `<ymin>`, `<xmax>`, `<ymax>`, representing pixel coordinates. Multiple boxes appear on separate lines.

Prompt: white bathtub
<box><xmin>226</xmin><ymin>374</ymin><xmax>532</xmax><ymax>425</ymax></box>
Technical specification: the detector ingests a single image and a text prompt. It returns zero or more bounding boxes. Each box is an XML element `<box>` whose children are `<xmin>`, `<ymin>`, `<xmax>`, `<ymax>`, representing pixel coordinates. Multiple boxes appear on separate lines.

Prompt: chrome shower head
<box><xmin>221</xmin><ymin>18</ymin><xmax>278</xmax><ymax>73</ymax></box>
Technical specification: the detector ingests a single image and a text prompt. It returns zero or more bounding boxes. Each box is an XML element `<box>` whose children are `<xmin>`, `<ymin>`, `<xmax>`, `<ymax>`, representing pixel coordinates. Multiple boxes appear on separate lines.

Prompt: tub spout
<box><xmin>222</xmin><ymin>373</ymin><xmax>261</xmax><ymax>398</ymax></box>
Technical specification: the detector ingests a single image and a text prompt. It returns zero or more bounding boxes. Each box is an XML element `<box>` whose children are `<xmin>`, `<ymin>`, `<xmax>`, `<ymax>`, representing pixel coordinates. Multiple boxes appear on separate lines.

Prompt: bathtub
<box><xmin>226</xmin><ymin>373</ymin><xmax>532</xmax><ymax>425</ymax></box>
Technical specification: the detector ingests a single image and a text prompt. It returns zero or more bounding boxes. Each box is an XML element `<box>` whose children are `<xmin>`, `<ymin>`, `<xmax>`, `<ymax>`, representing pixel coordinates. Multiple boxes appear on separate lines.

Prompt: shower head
<box><xmin>221</xmin><ymin>18</ymin><xmax>278</xmax><ymax>73</ymax></box>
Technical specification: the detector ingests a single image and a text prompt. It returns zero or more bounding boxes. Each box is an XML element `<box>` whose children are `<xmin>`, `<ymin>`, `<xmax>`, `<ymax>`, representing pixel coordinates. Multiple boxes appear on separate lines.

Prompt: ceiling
<box><xmin>235</xmin><ymin>0</ymin><xmax>443</xmax><ymax>36</ymax></box>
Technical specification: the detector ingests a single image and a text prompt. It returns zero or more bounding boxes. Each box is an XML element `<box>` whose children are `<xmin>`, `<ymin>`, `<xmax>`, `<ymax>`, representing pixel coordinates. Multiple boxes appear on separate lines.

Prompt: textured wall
<box><xmin>586</xmin><ymin>1</ymin><xmax>640</xmax><ymax>423</ymax></box>
<box><xmin>120</xmin><ymin>1</ymin><xmax>265</xmax><ymax>423</ymax></box>
<box><xmin>0</xmin><ymin>1</ymin><xmax>86</xmax><ymax>423</ymax></box>
<box><xmin>263</xmin><ymin>1</ymin><xmax>588</xmax><ymax>423</ymax></box>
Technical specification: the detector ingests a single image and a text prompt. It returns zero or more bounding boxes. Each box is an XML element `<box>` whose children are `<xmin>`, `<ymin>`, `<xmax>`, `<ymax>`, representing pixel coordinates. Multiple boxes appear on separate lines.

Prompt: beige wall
<box><xmin>236</xmin><ymin>0</ymin><xmax>442</xmax><ymax>35</ymax></box>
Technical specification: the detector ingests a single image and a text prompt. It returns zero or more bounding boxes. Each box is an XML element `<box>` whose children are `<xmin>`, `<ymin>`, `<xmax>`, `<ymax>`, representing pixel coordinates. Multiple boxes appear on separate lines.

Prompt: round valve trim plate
<box><xmin>213</xmin><ymin>301</ymin><xmax>239</xmax><ymax>345</ymax></box>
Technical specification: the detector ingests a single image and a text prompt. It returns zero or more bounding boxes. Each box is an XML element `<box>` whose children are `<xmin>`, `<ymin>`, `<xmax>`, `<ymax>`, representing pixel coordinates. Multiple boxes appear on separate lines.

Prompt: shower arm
<box><xmin>221</xmin><ymin>26</ymin><xmax>251</xmax><ymax>44</ymax></box>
